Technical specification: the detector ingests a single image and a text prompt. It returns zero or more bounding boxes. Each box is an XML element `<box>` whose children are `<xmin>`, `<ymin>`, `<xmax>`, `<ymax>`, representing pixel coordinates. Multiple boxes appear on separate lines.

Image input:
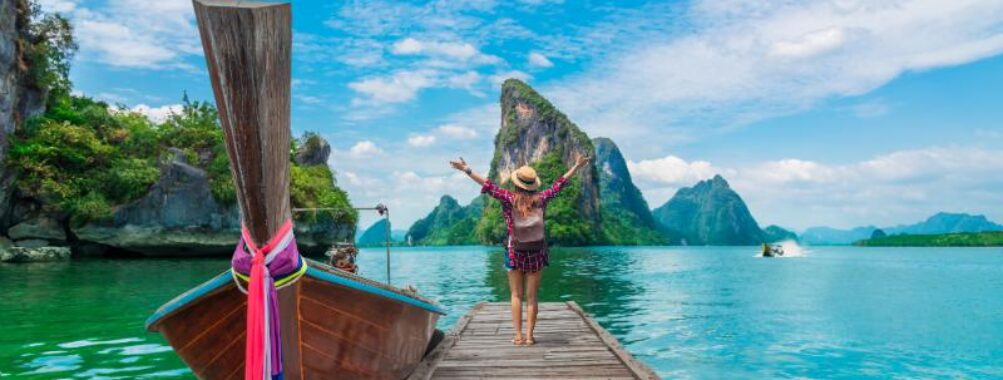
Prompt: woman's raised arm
<box><xmin>450</xmin><ymin>157</ymin><xmax>487</xmax><ymax>186</ymax></box>
<box><xmin>562</xmin><ymin>154</ymin><xmax>592</xmax><ymax>179</ymax></box>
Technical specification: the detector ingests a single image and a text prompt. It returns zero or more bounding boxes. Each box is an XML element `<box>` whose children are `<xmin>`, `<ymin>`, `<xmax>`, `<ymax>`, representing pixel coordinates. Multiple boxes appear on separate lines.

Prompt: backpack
<box><xmin>512</xmin><ymin>205</ymin><xmax>546</xmax><ymax>251</ymax></box>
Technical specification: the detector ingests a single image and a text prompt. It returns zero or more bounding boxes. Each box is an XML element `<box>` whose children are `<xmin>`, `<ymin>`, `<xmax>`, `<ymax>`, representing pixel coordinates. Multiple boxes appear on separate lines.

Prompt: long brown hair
<box><xmin>513</xmin><ymin>188</ymin><xmax>541</xmax><ymax>217</ymax></box>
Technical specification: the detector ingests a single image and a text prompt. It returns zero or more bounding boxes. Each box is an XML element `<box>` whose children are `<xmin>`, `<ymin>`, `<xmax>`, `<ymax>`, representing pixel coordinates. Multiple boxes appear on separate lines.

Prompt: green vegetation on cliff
<box><xmin>18</xmin><ymin>0</ymin><xmax>76</xmax><ymax>102</ymax></box>
<box><xmin>409</xmin><ymin>195</ymin><xmax>482</xmax><ymax>246</ymax></box>
<box><xmin>491</xmin><ymin>79</ymin><xmax>592</xmax><ymax>167</ymax></box>
<box><xmin>855</xmin><ymin>231</ymin><xmax>1003</xmax><ymax>247</ymax></box>
<box><xmin>593</xmin><ymin>137</ymin><xmax>665</xmax><ymax>245</ymax></box>
<box><xmin>475</xmin><ymin>79</ymin><xmax>602</xmax><ymax>246</ymax></box>
<box><xmin>10</xmin><ymin>94</ymin><xmax>355</xmax><ymax>226</ymax></box>
<box><xmin>652</xmin><ymin>175</ymin><xmax>764</xmax><ymax>245</ymax></box>
<box><xmin>11</xmin><ymin>96</ymin><xmax>161</xmax><ymax>224</ymax></box>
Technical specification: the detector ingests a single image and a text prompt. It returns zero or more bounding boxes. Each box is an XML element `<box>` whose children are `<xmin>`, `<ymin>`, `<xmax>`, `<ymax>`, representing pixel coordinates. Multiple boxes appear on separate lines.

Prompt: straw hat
<box><xmin>510</xmin><ymin>165</ymin><xmax>541</xmax><ymax>191</ymax></box>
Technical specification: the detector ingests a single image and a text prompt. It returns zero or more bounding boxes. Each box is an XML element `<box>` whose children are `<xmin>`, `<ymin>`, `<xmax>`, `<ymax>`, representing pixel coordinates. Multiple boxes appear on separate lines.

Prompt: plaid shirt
<box><xmin>481</xmin><ymin>177</ymin><xmax>568</xmax><ymax>272</ymax></box>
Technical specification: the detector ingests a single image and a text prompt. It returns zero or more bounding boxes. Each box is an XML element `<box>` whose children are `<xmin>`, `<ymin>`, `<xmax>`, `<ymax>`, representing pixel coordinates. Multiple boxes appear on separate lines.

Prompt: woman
<box><xmin>450</xmin><ymin>154</ymin><xmax>591</xmax><ymax>345</ymax></box>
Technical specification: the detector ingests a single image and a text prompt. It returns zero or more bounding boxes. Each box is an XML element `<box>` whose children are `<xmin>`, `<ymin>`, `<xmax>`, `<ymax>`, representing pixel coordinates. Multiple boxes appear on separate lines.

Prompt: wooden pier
<box><xmin>408</xmin><ymin>302</ymin><xmax>659</xmax><ymax>380</ymax></box>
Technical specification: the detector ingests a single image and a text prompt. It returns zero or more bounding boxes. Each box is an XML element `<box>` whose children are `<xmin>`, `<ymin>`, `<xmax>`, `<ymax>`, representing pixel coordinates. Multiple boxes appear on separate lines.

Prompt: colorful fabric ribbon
<box><xmin>231</xmin><ymin>219</ymin><xmax>306</xmax><ymax>380</ymax></box>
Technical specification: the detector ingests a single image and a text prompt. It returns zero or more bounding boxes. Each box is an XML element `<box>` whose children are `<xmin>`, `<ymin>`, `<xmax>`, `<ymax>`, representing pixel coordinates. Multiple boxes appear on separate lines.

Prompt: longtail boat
<box><xmin>146</xmin><ymin>1</ymin><xmax>444</xmax><ymax>379</ymax></box>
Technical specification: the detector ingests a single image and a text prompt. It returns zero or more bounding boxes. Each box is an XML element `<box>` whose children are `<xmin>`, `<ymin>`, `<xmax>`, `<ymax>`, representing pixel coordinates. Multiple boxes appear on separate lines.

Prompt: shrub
<box><xmin>290</xmin><ymin>164</ymin><xmax>357</xmax><ymax>225</ymax></box>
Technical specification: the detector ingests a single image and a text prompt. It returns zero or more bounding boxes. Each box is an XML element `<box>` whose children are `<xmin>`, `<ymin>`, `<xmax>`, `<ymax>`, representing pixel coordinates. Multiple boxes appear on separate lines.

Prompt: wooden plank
<box><xmin>411</xmin><ymin>302</ymin><xmax>660</xmax><ymax>379</ymax></box>
<box><xmin>566</xmin><ymin>301</ymin><xmax>660</xmax><ymax>380</ymax></box>
<box><xmin>431</xmin><ymin>365</ymin><xmax>634</xmax><ymax>377</ymax></box>
<box><xmin>406</xmin><ymin>302</ymin><xmax>484</xmax><ymax>380</ymax></box>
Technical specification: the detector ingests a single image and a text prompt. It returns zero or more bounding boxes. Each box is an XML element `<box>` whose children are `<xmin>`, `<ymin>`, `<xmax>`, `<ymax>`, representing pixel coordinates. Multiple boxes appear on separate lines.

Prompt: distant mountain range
<box><xmin>651</xmin><ymin>175</ymin><xmax>765</xmax><ymax>245</ymax></box>
<box><xmin>356</xmin><ymin>219</ymin><xmax>406</xmax><ymax>246</ymax></box>
<box><xmin>406</xmin><ymin>195</ymin><xmax>482</xmax><ymax>246</ymax></box>
<box><xmin>403</xmin><ymin>79</ymin><xmax>804</xmax><ymax>247</ymax></box>
<box><xmin>406</xmin><ymin>79</ymin><xmax>671</xmax><ymax>246</ymax></box>
<box><xmin>801</xmin><ymin>212</ymin><xmax>1003</xmax><ymax>245</ymax></box>
<box><xmin>401</xmin><ymin>79</ymin><xmax>998</xmax><ymax>248</ymax></box>
<box><xmin>762</xmin><ymin>225</ymin><xmax>799</xmax><ymax>243</ymax></box>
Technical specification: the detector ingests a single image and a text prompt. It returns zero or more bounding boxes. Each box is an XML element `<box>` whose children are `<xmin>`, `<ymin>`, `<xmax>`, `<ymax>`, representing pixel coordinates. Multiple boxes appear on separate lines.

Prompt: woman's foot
<box><xmin>524</xmin><ymin>336</ymin><xmax>536</xmax><ymax>346</ymax></box>
<box><xmin>511</xmin><ymin>335</ymin><xmax>525</xmax><ymax>345</ymax></box>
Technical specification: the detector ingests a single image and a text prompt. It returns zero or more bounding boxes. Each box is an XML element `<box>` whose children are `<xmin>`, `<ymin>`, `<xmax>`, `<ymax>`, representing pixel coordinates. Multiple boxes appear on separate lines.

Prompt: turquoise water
<box><xmin>2</xmin><ymin>246</ymin><xmax>1002</xmax><ymax>378</ymax></box>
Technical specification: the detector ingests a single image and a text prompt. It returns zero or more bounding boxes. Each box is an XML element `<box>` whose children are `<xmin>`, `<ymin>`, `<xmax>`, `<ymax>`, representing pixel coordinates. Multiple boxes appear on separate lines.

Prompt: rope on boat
<box><xmin>230</xmin><ymin>219</ymin><xmax>306</xmax><ymax>380</ymax></box>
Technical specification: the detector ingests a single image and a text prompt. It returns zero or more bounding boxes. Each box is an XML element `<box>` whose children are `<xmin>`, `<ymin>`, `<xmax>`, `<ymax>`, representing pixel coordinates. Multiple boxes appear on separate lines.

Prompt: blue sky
<box><xmin>42</xmin><ymin>0</ymin><xmax>1003</xmax><ymax>231</ymax></box>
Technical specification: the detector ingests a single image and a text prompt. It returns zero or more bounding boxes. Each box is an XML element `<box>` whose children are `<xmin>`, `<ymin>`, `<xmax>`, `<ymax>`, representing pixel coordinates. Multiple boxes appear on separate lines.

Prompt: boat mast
<box><xmin>294</xmin><ymin>205</ymin><xmax>394</xmax><ymax>285</ymax></box>
<box><xmin>193</xmin><ymin>0</ymin><xmax>292</xmax><ymax>246</ymax></box>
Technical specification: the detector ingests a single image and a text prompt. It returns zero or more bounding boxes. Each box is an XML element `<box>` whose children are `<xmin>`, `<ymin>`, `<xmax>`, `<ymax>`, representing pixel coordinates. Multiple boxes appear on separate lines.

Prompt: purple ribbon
<box><xmin>231</xmin><ymin>222</ymin><xmax>304</xmax><ymax>379</ymax></box>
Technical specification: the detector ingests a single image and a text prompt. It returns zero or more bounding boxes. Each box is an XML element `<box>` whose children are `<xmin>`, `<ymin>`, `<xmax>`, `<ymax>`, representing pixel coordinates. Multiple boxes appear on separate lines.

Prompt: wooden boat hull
<box><xmin>147</xmin><ymin>260</ymin><xmax>444</xmax><ymax>380</ymax></box>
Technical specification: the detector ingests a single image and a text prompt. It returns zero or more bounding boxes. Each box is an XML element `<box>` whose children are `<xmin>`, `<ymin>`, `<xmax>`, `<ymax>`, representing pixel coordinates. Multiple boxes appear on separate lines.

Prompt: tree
<box><xmin>21</xmin><ymin>0</ymin><xmax>78</xmax><ymax>103</ymax></box>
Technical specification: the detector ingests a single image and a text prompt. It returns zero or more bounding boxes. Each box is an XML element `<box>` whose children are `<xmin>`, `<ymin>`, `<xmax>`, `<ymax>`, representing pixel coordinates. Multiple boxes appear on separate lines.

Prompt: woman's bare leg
<box><xmin>525</xmin><ymin>270</ymin><xmax>542</xmax><ymax>345</ymax></box>
<box><xmin>507</xmin><ymin>270</ymin><xmax>526</xmax><ymax>344</ymax></box>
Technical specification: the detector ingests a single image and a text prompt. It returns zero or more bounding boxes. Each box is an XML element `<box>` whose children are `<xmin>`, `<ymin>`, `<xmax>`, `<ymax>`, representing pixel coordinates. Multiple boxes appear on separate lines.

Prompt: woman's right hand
<box><xmin>450</xmin><ymin>157</ymin><xmax>469</xmax><ymax>172</ymax></box>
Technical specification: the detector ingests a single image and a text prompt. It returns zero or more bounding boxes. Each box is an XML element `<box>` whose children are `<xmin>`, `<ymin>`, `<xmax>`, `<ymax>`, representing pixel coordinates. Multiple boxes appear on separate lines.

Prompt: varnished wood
<box><xmin>409</xmin><ymin>302</ymin><xmax>659</xmax><ymax>380</ymax></box>
<box><xmin>193</xmin><ymin>0</ymin><xmax>292</xmax><ymax>245</ymax></box>
<box><xmin>150</xmin><ymin>262</ymin><xmax>441</xmax><ymax>380</ymax></box>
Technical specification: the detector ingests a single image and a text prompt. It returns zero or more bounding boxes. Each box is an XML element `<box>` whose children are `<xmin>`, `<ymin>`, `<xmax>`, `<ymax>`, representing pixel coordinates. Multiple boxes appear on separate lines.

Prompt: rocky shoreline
<box><xmin>0</xmin><ymin>140</ymin><xmax>353</xmax><ymax>262</ymax></box>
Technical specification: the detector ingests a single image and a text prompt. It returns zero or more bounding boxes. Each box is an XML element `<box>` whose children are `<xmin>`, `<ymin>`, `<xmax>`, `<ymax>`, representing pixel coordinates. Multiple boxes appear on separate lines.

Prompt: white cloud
<box><xmin>545</xmin><ymin>0</ymin><xmax>1003</xmax><ymax>152</ymax></box>
<box><xmin>57</xmin><ymin>0</ymin><xmax>200</xmax><ymax>69</ymax></box>
<box><xmin>295</xmin><ymin>33</ymin><xmax>385</xmax><ymax>68</ymax></box>
<box><xmin>349</xmin><ymin>70</ymin><xmax>436</xmax><ymax>104</ymax></box>
<box><xmin>390</xmin><ymin>38</ymin><xmax>424</xmax><ymax>55</ymax></box>
<box><xmin>348</xmin><ymin>68</ymin><xmax>490</xmax><ymax>106</ymax></box>
<box><xmin>390</xmin><ymin>38</ymin><xmax>501</xmax><ymax>65</ymax></box>
<box><xmin>129</xmin><ymin>104</ymin><xmax>182</xmax><ymax>123</ymax></box>
<box><xmin>436</xmin><ymin>124</ymin><xmax>478</xmax><ymax>139</ymax></box>
<box><xmin>344</xmin><ymin>37</ymin><xmax>502</xmax><ymax>107</ymax></box>
<box><xmin>627</xmin><ymin>155</ymin><xmax>721</xmax><ymax>187</ymax></box>
<box><xmin>341</xmin><ymin>171</ymin><xmax>382</xmax><ymax>189</ymax></box>
<box><xmin>348</xmin><ymin>141</ymin><xmax>383</xmax><ymax>157</ymax></box>
<box><xmin>770</xmin><ymin>27</ymin><xmax>847</xmax><ymax>58</ymax></box>
<box><xmin>734</xmin><ymin>147</ymin><xmax>1003</xmax><ymax>229</ymax></box>
<box><xmin>296</xmin><ymin>95</ymin><xmax>324</xmax><ymax>105</ymax></box>
<box><xmin>334</xmin><ymin>166</ymin><xmax>481</xmax><ymax>229</ymax></box>
<box><xmin>528</xmin><ymin>52</ymin><xmax>554</xmax><ymax>68</ymax></box>
<box><xmin>393</xmin><ymin>171</ymin><xmax>478</xmax><ymax>204</ymax></box>
<box><xmin>408</xmin><ymin>134</ymin><xmax>437</xmax><ymax>147</ymax></box>
<box><xmin>447</xmin><ymin>71</ymin><xmax>482</xmax><ymax>90</ymax></box>
<box><xmin>630</xmin><ymin>146</ymin><xmax>1003</xmax><ymax>230</ymax></box>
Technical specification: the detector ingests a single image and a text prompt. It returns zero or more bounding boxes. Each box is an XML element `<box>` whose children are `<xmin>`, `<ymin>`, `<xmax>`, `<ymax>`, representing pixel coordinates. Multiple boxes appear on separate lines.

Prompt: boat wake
<box><xmin>757</xmin><ymin>240</ymin><xmax>808</xmax><ymax>258</ymax></box>
<box><xmin>777</xmin><ymin>240</ymin><xmax>807</xmax><ymax>257</ymax></box>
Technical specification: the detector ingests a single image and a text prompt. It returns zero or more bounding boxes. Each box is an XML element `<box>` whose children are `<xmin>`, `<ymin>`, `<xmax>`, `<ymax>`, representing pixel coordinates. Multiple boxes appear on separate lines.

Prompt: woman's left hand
<box><xmin>574</xmin><ymin>154</ymin><xmax>592</xmax><ymax>168</ymax></box>
<box><xmin>450</xmin><ymin>157</ymin><xmax>469</xmax><ymax>172</ymax></box>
